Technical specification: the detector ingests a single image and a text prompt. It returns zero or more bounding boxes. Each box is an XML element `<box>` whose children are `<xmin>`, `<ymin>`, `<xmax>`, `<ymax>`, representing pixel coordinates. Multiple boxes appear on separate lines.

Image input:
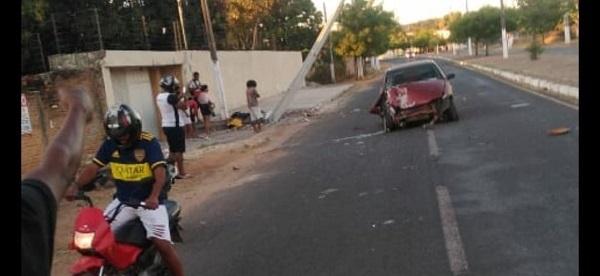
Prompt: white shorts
<box><xmin>182</xmin><ymin>115</ymin><xmax>192</xmax><ymax>125</ymax></box>
<box><xmin>103</xmin><ymin>199</ymin><xmax>172</xmax><ymax>242</ymax></box>
<box><xmin>249</xmin><ymin>106</ymin><xmax>263</xmax><ymax>122</ymax></box>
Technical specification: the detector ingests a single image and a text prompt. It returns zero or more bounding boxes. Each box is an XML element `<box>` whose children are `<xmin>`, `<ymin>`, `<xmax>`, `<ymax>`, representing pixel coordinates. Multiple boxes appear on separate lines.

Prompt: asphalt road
<box><xmin>178</xmin><ymin>59</ymin><xmax>579</xmax><ymax>276</ymax></box>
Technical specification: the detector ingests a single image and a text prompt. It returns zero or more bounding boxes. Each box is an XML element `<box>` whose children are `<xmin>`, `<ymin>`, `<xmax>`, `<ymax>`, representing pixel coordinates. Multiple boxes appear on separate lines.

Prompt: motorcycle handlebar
<box><xmin>67</xmin><ymin>191</ymin><xmax>94</xmax><ymax>207</ymax></box>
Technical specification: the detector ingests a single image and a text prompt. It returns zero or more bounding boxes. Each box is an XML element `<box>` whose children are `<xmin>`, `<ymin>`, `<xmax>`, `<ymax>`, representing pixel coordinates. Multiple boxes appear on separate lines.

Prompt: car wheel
<box><xmin>382</xmin><ymin>102</ymin><xmax>396</xmax><ymax>132</ymax></box>
<box><xmin>445</xmin><ymin>98</ymin><xmax>459</xmax><ymax>122</ymax></box>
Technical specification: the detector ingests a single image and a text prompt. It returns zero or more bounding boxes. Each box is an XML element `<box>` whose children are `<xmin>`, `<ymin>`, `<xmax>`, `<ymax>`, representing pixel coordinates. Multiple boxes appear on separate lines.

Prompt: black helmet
<box><xmin>160</xmin><ymin>74</ymin><xmax>180</xmax><ymax>93</ymax></box>
<box><xmin>104</xmin><ymin>104</ymin><xmax>142</xmax><ymax>148</ymax></box>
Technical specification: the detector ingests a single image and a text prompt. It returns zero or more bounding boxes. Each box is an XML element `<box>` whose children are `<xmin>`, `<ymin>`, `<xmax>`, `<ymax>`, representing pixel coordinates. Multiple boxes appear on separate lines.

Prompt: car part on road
<box><xmin>548</xmin><ymin>127</ymin><xmax>570</xmax><ymax>136</ymax></box>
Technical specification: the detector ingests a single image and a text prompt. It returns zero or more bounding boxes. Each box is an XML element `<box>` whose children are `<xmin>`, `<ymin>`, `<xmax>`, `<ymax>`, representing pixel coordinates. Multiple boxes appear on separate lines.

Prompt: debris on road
<box><xmin>318</xmin><ymin>188</ymin><xmax>339</xmax><ymax>199</ymax></box>
<box><xmin>548</xmin><ymin>127</ymin><xmax>570</xmax><ymax>136</ymax></box>
<box><xmin>383</xmin><ymin>220</ymin><xmax>395</xmax><ymax>225</ymax></box>
<box><xmin>320</xmin><ymin>188</ymin><xmax>339</xmax><ymax>195</ymax></box>
<box><xmin>233</xmin><ymin>166</ymin><xmax>240</xmax><ymax>170</ymax></box>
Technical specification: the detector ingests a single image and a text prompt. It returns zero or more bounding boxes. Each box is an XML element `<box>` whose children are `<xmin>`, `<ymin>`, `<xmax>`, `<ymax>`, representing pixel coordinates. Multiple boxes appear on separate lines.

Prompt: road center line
<box><xmin>510</xmin><ymin>102</ymin><xmax>530</xmax><ymax>108</ymax></box>
<box><xmin>427</xmin><ymin>130</ymin><xmax>439</xmax><ymax>158</ymax></box>
<box><xmin>436</xmin><ymin>185</ymin><xmax>470</xmax><ymax>276</ymax></box>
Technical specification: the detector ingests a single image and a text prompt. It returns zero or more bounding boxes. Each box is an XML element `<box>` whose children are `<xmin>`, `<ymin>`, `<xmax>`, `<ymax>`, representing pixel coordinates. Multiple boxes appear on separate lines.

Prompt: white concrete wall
<box><xmin>102</xmin><ymin>51</ymin><xmax>185</xmax><ymax>67</ymax></box>
<box><xmin>100</xmin><ymin>50</ymin><xmax>302</xmax><ymax>116</ymax></box>
<box><xmin>185</xmin><ymin>51</ymin><xmax>303</xmax><ymax>113</ymax></box>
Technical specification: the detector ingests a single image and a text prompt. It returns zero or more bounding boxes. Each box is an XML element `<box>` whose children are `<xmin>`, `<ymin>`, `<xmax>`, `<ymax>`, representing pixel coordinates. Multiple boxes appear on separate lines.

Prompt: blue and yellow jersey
<box><xmin>93</xmin><ymin>131</ymin><xmax>167</xmax><ymax>203</ymax></box>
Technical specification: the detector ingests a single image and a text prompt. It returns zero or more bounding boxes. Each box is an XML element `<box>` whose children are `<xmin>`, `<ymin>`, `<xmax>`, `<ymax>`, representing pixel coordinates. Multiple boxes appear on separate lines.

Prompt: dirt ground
<box><xmin>49</xmin><ymin>81</ymin><xmax>360</xmax><ymax>275</ymax></box>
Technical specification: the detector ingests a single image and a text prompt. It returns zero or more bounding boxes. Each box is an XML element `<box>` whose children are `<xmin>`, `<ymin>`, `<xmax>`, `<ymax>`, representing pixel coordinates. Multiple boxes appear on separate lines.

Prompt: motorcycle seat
<box><xmin>113</xmin><ymin>201</ymin><xmax>181</xmax><ymax>247</ymax></box>
<box><xmin>114</xmin><ymin>219</ymin><xmax>151</xmax><ymax>248</ymax></box>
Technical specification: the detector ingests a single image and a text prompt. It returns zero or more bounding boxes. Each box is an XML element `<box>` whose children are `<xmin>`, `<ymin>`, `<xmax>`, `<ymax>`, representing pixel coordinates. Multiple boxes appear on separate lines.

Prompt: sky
<box><xmin>314</xmin><ymin>0</ymin><xmax>519</xmax><ymax>25</ymax></box>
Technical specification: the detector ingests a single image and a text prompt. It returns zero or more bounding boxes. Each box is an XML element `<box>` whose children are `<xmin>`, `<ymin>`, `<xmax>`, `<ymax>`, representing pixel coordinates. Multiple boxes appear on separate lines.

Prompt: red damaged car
<box><xmin>369</xmin><ymin>59</ymin><xmax>459</xmax><ymax>131</ymax></box>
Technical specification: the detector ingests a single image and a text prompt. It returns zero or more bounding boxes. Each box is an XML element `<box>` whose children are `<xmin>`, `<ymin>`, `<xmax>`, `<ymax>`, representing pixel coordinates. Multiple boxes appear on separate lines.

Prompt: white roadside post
<box><xmin>564</xmin><ymin>13</ymin><xmax>571</xmax><ymax>44</ymax></box>
<box><xmin>500</xmin><ymin>0</ymin><xmax>509</xmax><ymax>59</ymax></box>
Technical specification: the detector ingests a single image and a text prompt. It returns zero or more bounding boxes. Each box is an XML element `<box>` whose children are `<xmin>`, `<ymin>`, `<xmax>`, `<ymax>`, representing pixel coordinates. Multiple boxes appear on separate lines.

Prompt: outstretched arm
<box><xmin>23</xmin><ymin>87</ymin><xmax>93</xmax><ymax>203</ymax></box>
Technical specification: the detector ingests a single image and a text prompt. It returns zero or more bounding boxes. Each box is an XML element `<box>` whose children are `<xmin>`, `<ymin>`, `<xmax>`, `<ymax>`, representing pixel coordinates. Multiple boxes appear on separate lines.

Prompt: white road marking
<box><xmin>436</xmin><ymin>185</ymin><xmax>470</xmax><ymax>276</ymax></box>
<box><xmin>427</xmin><ymin>130</ymin><xmax>440</xmax><ymax>158</ymax></box>
<box><xmin>333</xmin><ymin>131</ymin><xmax>385</xmax><ymax>143</ymax></box>
<box><xmin>320</xmin><ymin>188</ymin><xmax>339</xmax><ymax>195</ymax></box>
<box><xmin>510</xmin><ymin>103</ymin><xmax>530</xmax><ymax>108</ymax></box>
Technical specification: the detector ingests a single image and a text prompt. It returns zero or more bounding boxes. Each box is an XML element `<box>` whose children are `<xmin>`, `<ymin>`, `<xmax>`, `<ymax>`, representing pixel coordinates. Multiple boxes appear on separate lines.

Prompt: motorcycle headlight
<box><xmin>73</xmin><ymin>232</ymin><xmax>95</xmax><ymax>250</ymax></box>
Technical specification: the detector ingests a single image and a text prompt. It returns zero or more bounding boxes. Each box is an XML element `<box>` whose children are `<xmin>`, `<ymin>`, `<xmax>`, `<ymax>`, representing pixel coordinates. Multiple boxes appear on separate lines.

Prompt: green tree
<box><xmin>412</xmin><ymin>29</ymin><xmax>434</xmax><ymax>52</ymax></box>
<box><xmin>389</xmin><ymin>29</ymin><xmax>410</xmax><ymax>50</ymax></box>
<box><xmin>516</xmin><ymin>0</ymin><xmax>571</xmax><ymax>44</ymax></box>
<box><xmin>449</xmin><ymin>6</ymin><xmax>517</xmax><ymax>56</ymax></box>
<box><xmin>476</xmin><ymin>6</ymin><xmax>517</xmax><ymax>56</ymax></box>
<box><xmin>262</xmin><ymin>0</ymin><xmax>323</xmax><ymax>51</ymax></box>
<box><xmin>226</xmin><ymin>0</ymin><xmax>275</xmax><ymax>50</ymax></box>
<box><xmin>335</xmin><ymin>0</ymin><xmax>397</xmax><ymax>79</ymax></box>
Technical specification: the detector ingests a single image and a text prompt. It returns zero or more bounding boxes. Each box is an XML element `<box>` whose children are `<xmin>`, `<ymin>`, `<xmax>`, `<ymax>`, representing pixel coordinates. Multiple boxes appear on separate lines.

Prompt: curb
<box><xmin>280</xmin><ymin>83</ymin><xmax>357</xmax><ymax>117</ymax></box>
<box><xmin>433</xmin><ymin>55</ymin><xmax>579</xmax><ymax>106</ymax></box>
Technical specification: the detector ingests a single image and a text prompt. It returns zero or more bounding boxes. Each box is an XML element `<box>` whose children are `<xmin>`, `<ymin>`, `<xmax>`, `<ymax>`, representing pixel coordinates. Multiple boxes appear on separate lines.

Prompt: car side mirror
<box><xmin>447</xmin><ymin>73</ymin><xmax>455</xmax><ymax>80</ymax></box>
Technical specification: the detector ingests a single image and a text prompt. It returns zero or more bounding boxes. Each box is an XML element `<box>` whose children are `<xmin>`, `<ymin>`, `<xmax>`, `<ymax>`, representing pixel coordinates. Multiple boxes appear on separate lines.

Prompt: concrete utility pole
<box><xmin>51</xmin><ymin>14</ymin><xmax>61</xmax><ymax>54</ymax></box>
<box><xmin>93</xmin><ymin>8</ymin><xmax>104</xmax><ymax>50</ymax></box>
<box><xmin>500</xmin><ymin>0</ymin><xmax>508</xmax><ymax>59</ymax></box>
<box><xmin>176</xmin><ymin>0</ymin><xmax>188</xmax><ymax>49</ymax></box>
<box><xmin>269</xmin><ymin>0</ymin><xmax>345</xmax><ymax>123</ymax></box>
<box><xmin>35</xmin><ymin>33</ymin><xmax>47</xmax><ymax>71</ymax></box>
<box><xmin>141</xmin><ymin>15</ymin><xmax>151</xmax><ymax>50</ymax></box>
<box><xmin>324</xmin><ymin>2</ymin><xmax>336</xmax><ymax>83</ymax></box>
<box><xmin>466</xmin><ymin>0</ymin><xmax>472</xmax><ymax>56</ymax></box>
<box><xmin>172</xmin><ymin>21</ymin><xmax>180</xmax><ymax>50</ymax></box>
<box><xmin>200</xmin><ymin>0</ymin><xmax>229</xmax><ymax>120</ymax></box>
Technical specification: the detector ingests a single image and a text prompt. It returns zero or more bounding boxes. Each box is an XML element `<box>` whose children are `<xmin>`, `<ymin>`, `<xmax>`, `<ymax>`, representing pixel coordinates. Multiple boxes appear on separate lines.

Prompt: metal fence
<box><xmin>21</xmin><ymin>6</ymin><xmax>227</xmax><ymax>75</ymax></box>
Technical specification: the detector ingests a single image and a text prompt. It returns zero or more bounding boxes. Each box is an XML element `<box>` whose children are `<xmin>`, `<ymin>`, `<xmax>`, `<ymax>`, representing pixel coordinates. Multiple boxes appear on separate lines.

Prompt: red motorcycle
<box><xmin>69</xmin><ymin>163</ymin><xmax>183</xmax><ymax>275</ymax></box>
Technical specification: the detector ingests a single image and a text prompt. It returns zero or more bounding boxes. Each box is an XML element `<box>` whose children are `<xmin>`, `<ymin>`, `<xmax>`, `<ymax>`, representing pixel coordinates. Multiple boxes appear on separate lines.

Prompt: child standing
<box><xmin>198</xmin><ymin>85</ymin><xmax>214</xmax><ymax>137</ymax></box>
<box><xmin>246</xmin><ymin>80</ymin><xmax>263</xmax><ymax>133</ymax></box>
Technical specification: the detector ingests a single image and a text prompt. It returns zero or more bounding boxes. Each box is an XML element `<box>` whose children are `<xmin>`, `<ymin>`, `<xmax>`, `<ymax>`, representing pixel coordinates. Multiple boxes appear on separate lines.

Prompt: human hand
<box><xmin>65</xmin><ymin>183</ymin><xmax>79</xmax><ymax>201</ymax></box>
<box><xmin>144</xmin><ymin>196</ymin><xmax>159</xmax><ymax>210</ymax></box>
<box><xmin>58</xmin><ymin>87</ymin><xmax>94</xmax><ymax>123</ymax></box>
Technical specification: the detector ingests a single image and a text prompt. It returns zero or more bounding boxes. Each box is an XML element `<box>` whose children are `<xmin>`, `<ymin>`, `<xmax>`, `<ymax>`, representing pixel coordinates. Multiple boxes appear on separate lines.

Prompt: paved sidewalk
<box><xmin>435</xmin><ymin>41</ymin><xmax>578</xmax><ymax>87</ymax></box>
<box><xmin>161</xmin><ymin>83</ymin><xmax>355</xmax><ymax>156</ymax></box>
<box><xmin>230</xmin><ymin>83</ymin><xmax>355</xmax><ymax>117</ymax></box>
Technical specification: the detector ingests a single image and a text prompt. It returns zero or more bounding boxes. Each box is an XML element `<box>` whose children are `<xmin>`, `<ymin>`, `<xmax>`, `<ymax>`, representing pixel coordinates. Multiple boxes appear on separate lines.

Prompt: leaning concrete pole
<box><xmin>200</xmin><ymin>0</ymin><xmax>229</xmax><ymax>120</ymax></box>
<box><xmin>269</xmin><ymin>0</ymin><xmax>345</xmax><ymax>123</ymax></box>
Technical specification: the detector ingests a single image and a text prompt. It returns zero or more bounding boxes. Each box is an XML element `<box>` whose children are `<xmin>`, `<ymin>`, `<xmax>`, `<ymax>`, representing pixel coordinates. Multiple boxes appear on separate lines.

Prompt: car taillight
<box><xmin>73</xmin><ymin>231</ymin><xmax>95</xmax><ymax>250</ymax></box>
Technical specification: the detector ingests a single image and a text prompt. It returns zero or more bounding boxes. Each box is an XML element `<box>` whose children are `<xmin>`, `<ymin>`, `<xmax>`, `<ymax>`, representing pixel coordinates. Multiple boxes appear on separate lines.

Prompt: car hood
<box><xmin>387</xmin><ymin>79</ymin><xmax>446</xmax><ymax>109</ymax></box>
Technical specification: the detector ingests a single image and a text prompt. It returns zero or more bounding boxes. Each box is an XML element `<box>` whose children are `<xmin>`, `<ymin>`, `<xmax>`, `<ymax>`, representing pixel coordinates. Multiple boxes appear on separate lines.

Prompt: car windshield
<box><xmin>385</xmin><ymin>63</ymin><xmax>443</xmax><ymax>89</ymax></box>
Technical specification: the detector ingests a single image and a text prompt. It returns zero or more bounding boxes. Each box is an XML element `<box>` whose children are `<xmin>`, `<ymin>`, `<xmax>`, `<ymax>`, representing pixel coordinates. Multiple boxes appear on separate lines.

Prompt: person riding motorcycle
<box><xmin>68</xmin><ymin>104</ymin><xmax>184</xmax><ymax>276</ymax></box>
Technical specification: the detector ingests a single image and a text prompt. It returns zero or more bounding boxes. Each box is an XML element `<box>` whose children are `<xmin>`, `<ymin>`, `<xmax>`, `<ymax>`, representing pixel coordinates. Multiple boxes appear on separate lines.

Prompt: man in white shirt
<box><xmin>187</xmin><ymin>72</ymin><xmax>202</xmax><ymax>99</ymax></box>
<box><xmin>156</xmin><ymin>75</ymin><xmax>192</xmax><ymax>179</ymax></box>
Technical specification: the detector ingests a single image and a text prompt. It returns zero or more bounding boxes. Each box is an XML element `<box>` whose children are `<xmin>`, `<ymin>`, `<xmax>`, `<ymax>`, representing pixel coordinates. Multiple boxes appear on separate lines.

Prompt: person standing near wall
<box><xmin>188</xmin><ymin>72</ymin><xmax>202</xmax><ymax>102</ymax></box>
<box><xmin>246</xmin><ymin>80</ymin><xmax>264</xmax><ymax>133</ymax></box>
<box><xmin>197</xmin><ymin>84</ymin><xmax>214</xmax><ymax>138</ymax></box>
<box><xmin>186</xmin><ymin>96</ymin><xmax>200</xmax><ymax>138</ymax></box>
<box><xmin>156</xmin><ymin>75</ymin><xmax>192</xmax><ymax>179</ymax></box>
